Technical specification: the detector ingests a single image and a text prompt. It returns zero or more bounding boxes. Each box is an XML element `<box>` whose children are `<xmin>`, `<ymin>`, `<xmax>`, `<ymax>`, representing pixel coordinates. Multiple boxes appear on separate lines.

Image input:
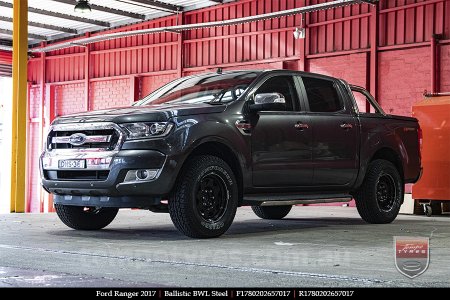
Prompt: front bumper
<box><xmin>53</xmin><ymin>195</ymin><xmax>159</xmax><ymax>208</ymax></box>
<box><xmin>41</xmin><ymin>149</ymin><xmax>179</xmax><ymax>208</ymax></box>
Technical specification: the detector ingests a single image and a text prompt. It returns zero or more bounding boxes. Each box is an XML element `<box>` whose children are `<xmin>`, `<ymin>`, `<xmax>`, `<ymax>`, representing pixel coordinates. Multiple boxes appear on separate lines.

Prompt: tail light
<box><xmin>417</xmin><ymin>126</ymin><xmax>423</xmax><ymax>161</ymax></box>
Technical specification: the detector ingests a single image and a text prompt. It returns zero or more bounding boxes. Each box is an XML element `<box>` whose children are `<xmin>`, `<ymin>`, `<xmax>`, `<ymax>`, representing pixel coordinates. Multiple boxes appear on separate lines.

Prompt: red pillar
<box><xmin>84</xmin><ymin>33</ymin><xmax>91</xmax><ymax>111</ymax></box>
<box><xmin>369</xmin><ymin>2</ymin><xmax>379</xmax><ymax>104</ymax></box>
<box><xmin>431</xmin><ymin>35</ymin><xmax>440</xmax><ymax>94</ymax></box>
<box><xmin>177</xmin><ymin>13</ymin><xmax>184</xmax><ymax>78</ymax></box>
<box><xmin>38</xmin><ymin>42</ymin><xmax>46</xmax><ymax>212</ymax></box>
<box><xmin>44</xmin><ymin>85</ymin><xmax>56</xmax><ymax>212</ymax></box>
<box><xmin>129</xmin><ymin>75</ymin><xmax>140</xmax><ymax>103</ymax></box>
<box><xmin>298</xmin><ymin>0</ymin><xmax>309</xmax><ymax>72</ymax></box>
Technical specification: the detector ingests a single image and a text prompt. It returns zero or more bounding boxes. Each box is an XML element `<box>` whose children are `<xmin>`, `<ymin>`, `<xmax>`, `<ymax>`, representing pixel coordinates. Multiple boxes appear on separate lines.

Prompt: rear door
<box><xmin>298</xmin><ymin>76</ymin><xmax>359</xmax><ymax>187</ymax></box>
<box><xmin>251</xmin><ymin>74</ymin><xmax>313</xmax><ymax>187</ymax></box>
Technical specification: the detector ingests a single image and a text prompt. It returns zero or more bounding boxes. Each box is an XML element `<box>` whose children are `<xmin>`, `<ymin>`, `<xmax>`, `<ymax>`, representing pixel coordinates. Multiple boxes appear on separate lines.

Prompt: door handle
<box><xmin>340</xmin><ymin>123</ymin><xmax>353</xmax><ymax>130</ymax></box>
<box><xmin>295</xmin><ymin>122</ymin><xmax>309</xmax><ymax>130</ymax></box>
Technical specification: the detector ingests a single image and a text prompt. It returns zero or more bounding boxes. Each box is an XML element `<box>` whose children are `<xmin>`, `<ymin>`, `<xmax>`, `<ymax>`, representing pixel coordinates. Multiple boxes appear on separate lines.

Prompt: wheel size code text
<box><xmin>298</xmin><ymin>290</ymin><xmax>355</xmax><ymax>297</ymax></box>
<box><xmin>235</xmin><ymin>290</ymin><xmax>291</xmax><ymax>297</ymax></box>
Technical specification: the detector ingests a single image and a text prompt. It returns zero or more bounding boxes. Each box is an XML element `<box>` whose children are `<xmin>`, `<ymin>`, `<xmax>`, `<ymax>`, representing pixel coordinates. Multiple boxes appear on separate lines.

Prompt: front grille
<box><xmin>47</xmin><ymin>126</ymin><xmax>122</xmax><ymax>151</ymax></box>
<box><xmin>45</xmin><ymin>170</ymin><xmax>109</xmax><ymax>181</ymax></box>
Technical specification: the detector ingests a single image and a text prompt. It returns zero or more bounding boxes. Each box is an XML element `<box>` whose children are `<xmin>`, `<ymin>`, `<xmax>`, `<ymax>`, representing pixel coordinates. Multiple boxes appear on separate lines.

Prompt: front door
<box><xmin>251</xmin><ymin>75</ymin><xmax>313</xmax><ymax>187</ymax></box>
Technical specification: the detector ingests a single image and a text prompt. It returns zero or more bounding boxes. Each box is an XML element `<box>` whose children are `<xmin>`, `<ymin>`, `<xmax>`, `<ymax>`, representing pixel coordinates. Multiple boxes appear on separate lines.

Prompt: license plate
<box><xmin>58</xmin><ymin>159</ymin><xmax>86</xmax><ymax>169</ymax></box>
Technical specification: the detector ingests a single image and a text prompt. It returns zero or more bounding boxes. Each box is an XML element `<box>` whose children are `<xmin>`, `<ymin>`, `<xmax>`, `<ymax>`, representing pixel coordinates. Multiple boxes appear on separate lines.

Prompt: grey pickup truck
<box><xmin>40</xmin><ymin>70</ymin><xmax>422</xmax><ymax>238</ymax></box>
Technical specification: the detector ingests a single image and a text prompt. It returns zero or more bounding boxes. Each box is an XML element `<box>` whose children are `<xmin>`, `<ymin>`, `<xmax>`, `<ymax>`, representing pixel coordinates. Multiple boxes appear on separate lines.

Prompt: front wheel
<box><xmin>252</xmin><ymin>205</ymin><xmax>292</xmax><ymax>220</ymax></box>
<box><xmin>168</xmin><ymin>155</ymin><xmax>238</xmax><ymax>238</ymax></box>
<box><xmin>54</xmin><ymin>204</ymin><xmax>119</xmax><ymax>230</ymax></box>
<box><xmin>354</xmin><ymin>159</ymin><xmax>403</xmax><ymax>224</ymax></box>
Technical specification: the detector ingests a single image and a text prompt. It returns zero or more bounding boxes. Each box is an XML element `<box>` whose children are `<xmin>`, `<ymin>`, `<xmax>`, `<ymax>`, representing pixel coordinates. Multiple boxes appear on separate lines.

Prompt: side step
<box><xmin>242</xmin><ymin>194</ymin><xmax>352</xmax><ymax>206</ymax></box>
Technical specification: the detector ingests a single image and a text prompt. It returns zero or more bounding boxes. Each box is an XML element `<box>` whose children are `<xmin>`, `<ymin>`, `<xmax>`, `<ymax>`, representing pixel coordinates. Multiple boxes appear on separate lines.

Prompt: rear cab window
<box><xmin>350</xmin><ymin>85</ymin><xmax>385</xmax><ymax>115</ymax></box>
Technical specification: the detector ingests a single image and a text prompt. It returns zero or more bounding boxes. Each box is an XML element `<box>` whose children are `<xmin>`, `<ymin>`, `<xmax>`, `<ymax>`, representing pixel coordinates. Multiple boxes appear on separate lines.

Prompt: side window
<box><xmin>255</xmin><ymin>76</ymin><xmax>299</xmax><ymax>111</ymax></box>
<box><xmin>302</xmin><ymin>77</ymin><xmax>343</xmax><ymax>113</ymax></box>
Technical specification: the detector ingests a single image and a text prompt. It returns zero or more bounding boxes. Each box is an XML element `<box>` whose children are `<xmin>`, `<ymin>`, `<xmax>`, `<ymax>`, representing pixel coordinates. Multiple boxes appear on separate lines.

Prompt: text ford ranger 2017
<box><xmin>40</xmin><ymin>70</ymin><xmax>422</xmax><ymax>238</ymax></box>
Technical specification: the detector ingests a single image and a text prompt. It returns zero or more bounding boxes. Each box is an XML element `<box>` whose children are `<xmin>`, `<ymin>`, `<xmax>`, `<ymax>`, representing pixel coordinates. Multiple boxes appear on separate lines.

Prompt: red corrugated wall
<box><xmin>0</xmin><ymin>50</ymin><xmax>12</xmax><ymax>64</ymax></box>
<box><xmin>26</xmin><ymin>0</ymin><xmax>450</xmax><ymax>212</ymax></box>
<box><xmin>0</xmin><ymin>50</ymin><xmax>12</xmax><ymax>77</ymax></box>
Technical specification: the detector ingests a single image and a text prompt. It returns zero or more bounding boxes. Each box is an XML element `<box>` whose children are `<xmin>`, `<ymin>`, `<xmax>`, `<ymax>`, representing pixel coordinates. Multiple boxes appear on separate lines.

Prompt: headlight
<box><xmin>120</xmin><ymin>122</ymin><xmax>174</xmax><ymax>140</ymax></box>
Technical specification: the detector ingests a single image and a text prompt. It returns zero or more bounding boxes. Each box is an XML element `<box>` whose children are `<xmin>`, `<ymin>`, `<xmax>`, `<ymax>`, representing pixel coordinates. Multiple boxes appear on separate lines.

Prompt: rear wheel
<box><xmin>354</xmin><ymin>159</ymin><xmax>403</xmax><ymax>224</ymax></box>
<box><xmin>54</xmin><ymin>204</ymin><xmax>119</xmax><ymax>230</ymax></box>
<box><xmin>252</xmin><ymin>205</ymin><xmax>292</xmax><ymax>220</ymax></box>
<box><xmin>169</xmin><ymin>155</ymin><xmax>238</xmax><ymax>238</ymax></box>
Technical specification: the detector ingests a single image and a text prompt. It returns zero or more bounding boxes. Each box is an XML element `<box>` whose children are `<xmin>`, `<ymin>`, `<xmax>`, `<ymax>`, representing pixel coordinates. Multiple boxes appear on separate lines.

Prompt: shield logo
<box><xmin>394</xmin><ymin>236</ymin><xmax>429</xmax><ymax>278</ymax></box>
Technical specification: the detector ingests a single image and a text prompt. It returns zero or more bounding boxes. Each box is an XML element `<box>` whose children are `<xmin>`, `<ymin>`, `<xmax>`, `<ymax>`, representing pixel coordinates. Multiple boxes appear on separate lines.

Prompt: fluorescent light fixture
<box><xmin>74</xmin><ymin>0</ymin><xmax>92</xmax><ymax>13</ymax></box>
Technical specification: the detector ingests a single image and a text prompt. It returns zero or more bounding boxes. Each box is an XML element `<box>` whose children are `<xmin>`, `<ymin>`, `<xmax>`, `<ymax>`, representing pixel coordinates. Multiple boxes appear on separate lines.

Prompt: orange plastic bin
<box><xmin>412</xmin><ymin>93</ymin><xmax>450</xmax><ymax>216</ymax></box>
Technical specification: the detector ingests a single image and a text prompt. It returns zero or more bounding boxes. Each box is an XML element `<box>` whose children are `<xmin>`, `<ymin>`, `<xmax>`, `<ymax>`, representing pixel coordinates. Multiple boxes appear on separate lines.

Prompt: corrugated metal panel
<box><xmin>184</xmin><ymin>0</ymin><xmax>303</xmax><ymax>68</ymax></box>
<box><xmin>378</xmin><ymin>0</ymin><xmax>447</xmax><ymax>46</ymax></box>
<box><xmin>0</xmin><ymin>20</ymin><xmax>12</xmax><ymax>31</ymax></box>
<box><xmin>90</xmin><ymin>15</ymin><xmax>179</xmax><ymax>78</ymax></box>
<box><xmin>27</xmin><ymin>60</ymin><xmax>41</xmax><ymax>83</ymax></box>
<box><xmin>25</xmin><ymin>12</ymin><xmax>96</xmax><ymax>32</ymax></box>
<box><xmin>308</xmin><ymin>0</ymin><xmax>371</xmax><ymax>54</ymax></box>
<box><xmin>0</xmin><ymin>50</ymin><xmax>12</xmax><ymax>64</ymax></box>
<box><xmin>0</xmin><ymin>0</ymin><xmax>227</xmax><ymax>43</ymax></box>
<box><xmin>27</xmin><ymin>0</ymin><xmax>137</xmax><ymax>23</ymax></box>
<box><xmin>27</xmin><ymin>0</ymin><xmax>450</xmax><ymax>84</ymax></box>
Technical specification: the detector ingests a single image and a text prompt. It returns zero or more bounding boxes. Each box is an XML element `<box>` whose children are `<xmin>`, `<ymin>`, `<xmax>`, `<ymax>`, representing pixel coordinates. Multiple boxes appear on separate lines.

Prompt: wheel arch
<box><xmin>354</xmin><ymin>147</ymin><xmax>405</xmax><ymax>192</ymax></box>
<box><xmin>180</xmin><ymin>139</ymin><xmax>244</xmax><ymax>206</ymax></box>
<box><xmin>370</xmin><ymin>147</ymin><xmax>404</xmax><ymax>180</ymax></box>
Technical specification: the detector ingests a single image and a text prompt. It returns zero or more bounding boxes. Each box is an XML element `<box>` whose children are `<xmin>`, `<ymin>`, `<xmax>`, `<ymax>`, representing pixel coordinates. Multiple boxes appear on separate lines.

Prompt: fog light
<box><xmin>124</xmin><ymin>169</ymin><xmax>159</xmax><ymax>183</ymax></box>
<box><xmin>136</xmin><ymin>169</ymin><xmax>149</xmax><ymax>180</ymax></box>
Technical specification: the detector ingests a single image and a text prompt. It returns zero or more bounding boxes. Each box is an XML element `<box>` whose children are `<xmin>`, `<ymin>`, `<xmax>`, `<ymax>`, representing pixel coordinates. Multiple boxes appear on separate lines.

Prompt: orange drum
<box><xmin>412</xmin><ymin>93</ymin><xmax>450</xmax><ymax>215</ymax></box>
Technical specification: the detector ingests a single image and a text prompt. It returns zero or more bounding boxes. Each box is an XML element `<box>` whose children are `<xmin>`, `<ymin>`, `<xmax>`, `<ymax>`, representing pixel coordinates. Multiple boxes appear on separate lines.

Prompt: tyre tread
<box><xmin>55</xmin><ymin>204</ymin><xmax>118</xmax><ymax>230</ymax></box>
<box><xmin>168</xmin><ymin>155</ymin><xmax>237</xmax><ymax>238</ymax></box>
<box><xmin>354</xmin><ymin>159</ymin><xmax>403</xmax><ymax>224</ymax></box>
<box><xmin>251</xmin><ymin>205</ymin><xmax>292</xmax><ymax>220</ymax></box>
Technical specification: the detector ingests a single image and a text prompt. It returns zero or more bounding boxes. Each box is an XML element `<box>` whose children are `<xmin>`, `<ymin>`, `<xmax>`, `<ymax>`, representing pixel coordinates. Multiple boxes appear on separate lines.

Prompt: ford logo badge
<box><xmin>69</xmin><ymin>133</ymin><xmax>87</xmax><ymax>146</ymax></box>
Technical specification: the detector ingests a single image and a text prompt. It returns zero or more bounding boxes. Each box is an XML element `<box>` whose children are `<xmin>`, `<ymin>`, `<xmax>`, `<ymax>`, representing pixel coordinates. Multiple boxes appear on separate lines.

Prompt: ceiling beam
<box><xmin>0</xmin><ymin>29</ymin><xmax>47</xmax><ymax>40</ymax></box>
<box><xmin>0</xmin><ymin>16</ymin><xmax>78</xmax><ymax>34</ymax></box>
<box><xmin>0</xmin><ymin>64</ymin><xmax>12</xmax><ymax>72</ymax></box>
<box><xmin>123</xmin><ymin>0</ymin><xmax>183</xmax><ymax>13</ymax></box>
<box><xmin>52</xmin><ymin>0</ymin><xmax>146</xmax><ymax>20</ymax></box>
<box><xmin>0</xmin><ymin>1</ymin><xmax>111</xmax><ymax>27</ymax></box>
<box><xmin>0</xmin><ymin>39</ymin><xmax>13</xmax><ymax>47</ymax></box>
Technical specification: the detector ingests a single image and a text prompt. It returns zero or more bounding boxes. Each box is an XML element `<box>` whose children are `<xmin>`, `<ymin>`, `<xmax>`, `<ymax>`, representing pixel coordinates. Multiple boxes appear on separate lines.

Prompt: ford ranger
<box><xmin>40</xmin><ymin>70</ymin><xmax>422</xmax><ymax>238</ymax></box>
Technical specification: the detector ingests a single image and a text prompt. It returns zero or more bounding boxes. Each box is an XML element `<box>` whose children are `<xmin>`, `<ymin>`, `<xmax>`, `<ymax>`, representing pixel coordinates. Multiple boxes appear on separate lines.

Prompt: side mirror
<box><xmin>249</xmin><ymin>93</ymin><xmax>287</xmax><ymax>112</ymax></box>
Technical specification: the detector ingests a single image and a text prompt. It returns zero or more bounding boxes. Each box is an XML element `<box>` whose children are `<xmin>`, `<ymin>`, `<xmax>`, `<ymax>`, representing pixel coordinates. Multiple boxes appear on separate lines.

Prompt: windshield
<box><xmin>135</xmin><ymin>72</ymin><xmax>260</xmax><ymax>106</ymax></box>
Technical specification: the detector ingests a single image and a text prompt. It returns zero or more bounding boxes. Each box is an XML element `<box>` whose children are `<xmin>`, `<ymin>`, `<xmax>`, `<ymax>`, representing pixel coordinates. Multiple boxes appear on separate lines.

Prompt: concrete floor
<box><xmin>0</xmin><ymin>206</ymin><xmax>449</xmax><ymax>287</ymax></box>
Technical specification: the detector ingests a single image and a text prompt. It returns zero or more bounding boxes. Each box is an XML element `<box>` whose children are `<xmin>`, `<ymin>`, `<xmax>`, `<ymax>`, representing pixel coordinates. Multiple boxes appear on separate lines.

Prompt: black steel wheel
<box><xmin>376</xmin><ymin>174</ymin><xmax>397</xmax><ymax>212</ymax></box>
<box><xmin>169</xmin><ymin>155</ymin><xmax>238</xmax><ymax>238</ymax></box>
<box><xmin>354</xmin><ymin>159</ymin><xmax>403</xmax><ymax>224</ymax></box>
<box><xmin>195</xmin><ymin>174</ymin><xmax>229</xmax><ymax>223</ymax></box>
